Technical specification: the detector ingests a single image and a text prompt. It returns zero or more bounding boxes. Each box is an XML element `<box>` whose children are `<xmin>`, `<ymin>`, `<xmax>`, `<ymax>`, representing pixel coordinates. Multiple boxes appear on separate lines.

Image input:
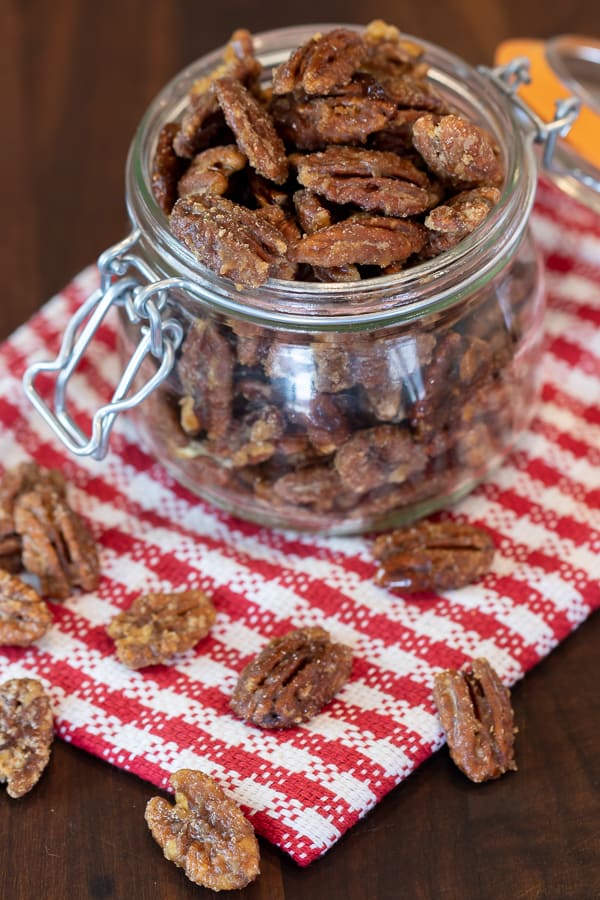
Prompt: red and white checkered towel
<box><xmin>1</xmin><ymin>178</ymin><xmax>598</xmax><ymax>865</ymax></box>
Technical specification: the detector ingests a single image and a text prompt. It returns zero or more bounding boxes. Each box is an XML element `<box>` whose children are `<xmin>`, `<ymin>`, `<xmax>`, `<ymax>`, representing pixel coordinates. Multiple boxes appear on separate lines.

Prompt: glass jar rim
<box><xmin>125</xmin><ymin>23</ymin><xmax>538</xmax><ymax>328</ymax></box>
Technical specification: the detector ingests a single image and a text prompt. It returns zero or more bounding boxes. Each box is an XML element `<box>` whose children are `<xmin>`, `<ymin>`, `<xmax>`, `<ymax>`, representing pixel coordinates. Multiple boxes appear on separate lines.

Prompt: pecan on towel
<box><xmin>373</xmin><ymin>520</ymin><xmax>494</xmax><ymax>592</ymax></box>
<box><xmin>230</xmin><ymin>626</ymin><xmax>353</xmax><ymax>728</ymax></box>
<box><xmin>107</xmin><ymin>589</ymin><xmax>216</xmax><ymax>669</ymax></box>
<box><xmin>0</xmin><ymin>677</ymin><xmax>54</xmax><ymax>798</ymax></box>
<box><xmin>0</xmin><ymin>570</ymin><xmax>51</xmax><ymax>646</ymax></box>
<box><xmin>433</xmin><ymin>657</ymin><xmax>517</xmax><ymax>782</ymax></box>
<box><xmin>145</xmin><ymin>769</ymin><xmax>260</xmax><ymax>890</ymax></box>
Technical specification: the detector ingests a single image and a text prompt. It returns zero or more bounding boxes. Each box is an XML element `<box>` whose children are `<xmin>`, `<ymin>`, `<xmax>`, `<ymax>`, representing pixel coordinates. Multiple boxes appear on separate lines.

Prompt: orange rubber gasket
<box><xmin>495</xmin><ymin>38</ymin><xmax>600</xmax><ymax>169</ymax></box>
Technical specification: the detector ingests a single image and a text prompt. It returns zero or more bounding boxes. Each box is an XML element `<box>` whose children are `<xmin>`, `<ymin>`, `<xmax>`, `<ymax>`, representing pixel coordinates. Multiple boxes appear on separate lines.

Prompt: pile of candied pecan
<box><xmin>152</xmin><ymin>21</ymin><xmax>504</xmax><ymax>287</ymax></box>
<box><xmin>0</xmin><ymin>458</ymin><xmax>517</xmax><ymax>890</ymax></box>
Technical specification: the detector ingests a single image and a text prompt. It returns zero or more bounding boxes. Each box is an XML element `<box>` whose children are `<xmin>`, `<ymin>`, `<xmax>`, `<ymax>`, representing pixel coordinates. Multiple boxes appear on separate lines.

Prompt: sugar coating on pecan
<box><xmin>145</xmin><ymin>769</ymin><xmax>260</xmax><ymax>890</ymax></box>
<box><xmin>0</xmin><ymin>570</ymin><xmax>51</xmax><ymax>646</ymax></box>
<box><xmin>373</xmin><ymin>519</ymin><xmax>495</xmax><ymax>592</ymax></box>
<box><xmin>0</xmin><ymin>677</ymin><xmax>54</xmax><ymax>798</ymax></box>
<box><xmin>433</xmin><ymin>657</ymin><xmax>517</xmax><ymax>782</ymax></box>
<box><xmin>230</xmin><ymin>626</ymin><xmax>353</xmax><ymax>728</ymax></box>
<box><xmin>107</xmin><ymin>589</ymin><xmax>216</xmax><ymax>669</ymax></box>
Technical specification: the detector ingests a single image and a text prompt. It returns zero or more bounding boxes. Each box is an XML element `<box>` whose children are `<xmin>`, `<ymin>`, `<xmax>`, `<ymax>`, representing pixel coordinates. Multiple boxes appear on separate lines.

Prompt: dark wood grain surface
<box><xmin>2</xmin><ymin>2</ymin><xmax>599</xmax><ymax>898</ymax></box>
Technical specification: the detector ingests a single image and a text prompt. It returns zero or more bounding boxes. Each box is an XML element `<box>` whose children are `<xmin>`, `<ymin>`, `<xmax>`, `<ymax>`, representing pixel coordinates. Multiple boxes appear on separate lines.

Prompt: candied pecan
<box><xmin>293</xmin><ymin>189</ymin><xmax>331</xmax><ymax>233</ymax></box>
<box><xmin>0</xmin><ymin>678</ymin><xmax>53</xmax><ymax>798</ymax></box>
<box><xmin>433</xmin><ymin>657</ymin><xmax>517</xmax><ymax>782</ymax></box>
<box><xmin>256</xmin><ymin>206</ymin><xmax>299</xmax><ymax>279</ymax></box>
<box><xmin>409</xmin><ymin>331</ymin><xmax>465</xmax><ymax>437</ymax></box>
<box><xmin>230</xmin><ymin>319</ymin><xmax>271</xmax><ymax>367</ymax></box>
<box><xmin>14</xmin><ymin>486</ymin><xmax>100</xmax><ymax>600</ymax></box>
<box><xmin>145</xmin><ymin>769</ymin><xmax>260</xmax><ymax>890</ymax></box>
<box><xmin>177</xmin><ymin>144</ymin><xmax>246</xmax><ymax>198</ymax></box>
<box><xmin>373</xmin><ymin>520</ymin><xmax>495</xmax><ymax>592</ymax></box>
<box><xmin>272</xmin><ymin>466</ymin><xmax>345</xmax><ymax>511</ymax></box>
<box><xmin>0</xmin><ymin>571</ymin><xmax>51</xmax><ymax>646</ymax></box>
<box><xmin>289</xmin><ymin>217</ymin><xmax>426</xmax><ymax>268</ymax></box>
<box><xmin>152</xmin><ymin>123</ymin><xmax>188</xmax><ymax>214</ymax></box>
<box><xmin>294</xmin><ymin>146</ymin><xmax>432</xmax><ymax>216</ymax></box>
<box><xmin>247</xmin><ymin>172</ymin><xmax>290</xmax><ymax>208</ymax></box>
<box><xmin>335</xmin><ymin>425</ymin><xmax>426</xmax><ymax>493</ymax></box>
<box><xmin>0</xmin><ymin>462</ymin><xmax>65</xmax><ymax>538</ymax></box>
<box><xmin>107</xmin><ymin>589</ymin><xmax>216</xmax><ymax>669</ymax></box>
<box><xmin>170</xmin><ymin>194</ymin><xmax>288</xmax><ymax>288</ymax></box>
<box><xmin>422</xmin><ymin>186</ymin><xmax>501</xmax><ymax>256</ymax></box>
<box><xmin>173</xmin><ymin>91</ymin><xmax>226</xmax><ymax>159</ymax></box>
<box><xmin>215</xmin><ymin>76</ymin><xmax>288</xmax><ymax>184</ymax></box>
<box><xmin>412</xmin><ymin>114</ymin><xmax>504</xmax><ymax>188</ymax></box>
<box><xmin>272</xmin><ymin>28</ymin><xmax>367</xmax><ymax>96</ymax></box>
<box><xmin>301</xmin><ymin>393</ymin><xmax>352</xmax><ymax>454</ymax></box>
<box><xmin>230</xmin><ymin>626</ymin><xmax>353</xmax><ymax>728</ymax></box>
<box><xmin>0</xmin><ymin>536</ymin><xmax>22</xmax><ymax>574</ymax></box>
<box><xmin>177</xmin><ymin>318</ymin><xmax>234</xmax><ymax>439</ymax></box>
<box><xmin>270</xmin><ymin>93</ymin><xmax>395</xmax><ymax>150</ymax></box>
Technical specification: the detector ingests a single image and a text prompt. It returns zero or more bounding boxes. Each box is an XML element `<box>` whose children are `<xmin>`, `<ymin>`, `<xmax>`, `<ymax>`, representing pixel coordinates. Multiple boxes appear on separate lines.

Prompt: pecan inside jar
<box><xmin>230</xmin><ymin>626</ymin><xmax>353</xmax><ymax>728</ymax></box>
<box><xmin>145</xmin><ymin>769</ymin><xmax>260</xmax><ymax>890</ymax></box>
<box><xmin>152</xmin><ymin>23</ymin><xmax>505</xmax><ymax>287</ymax></box>
<box><xmin>433</xmin><ymin>657</ymin><xmax>517</xmax><ymax>782</ymax></box>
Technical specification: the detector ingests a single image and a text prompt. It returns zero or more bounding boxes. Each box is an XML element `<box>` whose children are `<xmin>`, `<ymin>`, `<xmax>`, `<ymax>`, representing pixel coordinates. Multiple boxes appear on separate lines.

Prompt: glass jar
<box><xmin>25</xmin><ymin>25</ymin><xmax>549</xmax><ymax>535</ymax></box>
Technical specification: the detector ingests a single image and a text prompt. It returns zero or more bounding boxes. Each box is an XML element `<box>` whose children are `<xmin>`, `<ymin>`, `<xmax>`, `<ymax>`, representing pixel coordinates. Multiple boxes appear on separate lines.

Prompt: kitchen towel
<box><xmin>0</xmin><ymin>178</ymin><xmax>598</xmax><ymax>865</ymax></box>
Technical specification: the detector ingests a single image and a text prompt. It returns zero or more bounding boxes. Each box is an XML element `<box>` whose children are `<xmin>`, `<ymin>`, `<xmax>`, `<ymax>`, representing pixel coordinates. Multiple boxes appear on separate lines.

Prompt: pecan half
<box><xmin>289</xmin><ymin>216</ymin><xmax>426</xmax><ymax>268</ymax></box>
<box><xmin>335</xmin><ymin>425</ymin><xmax>426</xmax><ymax>493</ymax></box>
<box><xmin>0</xmin><ymin>677</ymin><xmax>54</xmax><ymax>798</ymax></box>
<box><xmin>294</xmin><ymin>146</ymin><xmax>432</xmax><ymax>217</ymax></box>
<box><xmin>0</xmin><ymin>571</ymin><xmax>51</xmax><ymax>646</ymax></box>
<box><xmin>412</xmin><ymin>114</ymin><xmax>503</xmax><ymax>188</ymax></box>
<box><xmin>13</xmin><ymin>486</ymin><xmax>100</xmax><ymax>600</ymax></box>
<box><xmin>271</xmin><ymin>92</ymin><xmax>396</xmax><ymax>150</ymax></box>
<box><xmin>107</xmin><ymin>589</ymin><xmax>216</xmax><ymax>669</ymax></box>
<box><xmin>177</xmin><ymin>318</ymin><xmax>235</xmax><ymax>440</ymax></box>
<box><xmin>433</xmin><ymin>657</ymin><xmax>517</xmax><ymax>782</ymax></box>
<box><xmin>272</xmin><ymin>27</ymin><xmax>367</xmax><ymax>95</ymax></box>
<box><xmin>145</xmin><ymin>769</ymin><xmax>260</xmax><ymax>890</ymax></box>
<box><xmin>215</xmin><ymin>76</ymin><xmax>288</xmax><ymax>184</ymax></box>
<box><xmin>152</xmin><ymin>122</ymin><xmax>187</xmax><ymax>214</ymax></box>
<box><xmin>422</xmin><ymin>186</ymin><xmax>501</xmax><ymax>257</ymax></box>
<box><xmin>177</xmin><ymin>144</ymin><xmax>246</xmax><ymax>199</ymax></box>
<box><xmin>172</xmin><ymin>91</ymin><xmax>226</xmax><ymax>160</ymax></box>
<box><xmin>170</xmin><ymin>194</ymin><xmax>288</xmax><ymax>288</ymax></box>
<box><xmin>373</xmin><ymin>520</ymin><xmax>495</xmax><ymax>592</ymax></box>
<box><xmin>230</xmin><ymin>626</ymin><xmax>353</xmax><ymax>728</ymax></box>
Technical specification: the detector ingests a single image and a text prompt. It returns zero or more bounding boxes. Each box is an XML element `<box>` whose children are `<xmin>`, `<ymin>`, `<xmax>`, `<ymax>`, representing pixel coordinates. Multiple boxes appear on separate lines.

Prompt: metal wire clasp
<box><xmin>22</xmin><ymin>230</ymin><xmax>191</xmax><ymax>460</ymax></box>
<box><xmin>478</xmin><ymin>58</ymin><xmax>599</xmax><ymax>193</ymax></box>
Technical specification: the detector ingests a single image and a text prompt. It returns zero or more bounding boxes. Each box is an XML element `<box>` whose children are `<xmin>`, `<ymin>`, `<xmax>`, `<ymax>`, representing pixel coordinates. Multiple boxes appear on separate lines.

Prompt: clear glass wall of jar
<box><xmin>118</xmin><ymin>25</ymin><xmax>544</xmax><ymax>534</ymax></box>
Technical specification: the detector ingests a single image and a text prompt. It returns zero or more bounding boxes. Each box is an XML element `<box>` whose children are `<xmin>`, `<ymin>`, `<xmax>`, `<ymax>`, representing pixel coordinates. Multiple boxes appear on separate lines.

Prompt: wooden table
<box><xmin>2</xmin><ymin>2</ymin><xmax>599</xmax><ymax>897</ymax></box>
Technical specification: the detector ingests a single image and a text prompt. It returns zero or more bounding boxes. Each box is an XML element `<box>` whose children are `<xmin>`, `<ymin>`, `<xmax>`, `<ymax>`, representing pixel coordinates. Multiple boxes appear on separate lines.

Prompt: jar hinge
<box><xmin>22</xmin><ymin>230</ymin><xmax>193</xmax><ymax>460</ymax></box>
<box><xmin>479</xmin><ymin>59</ymin><xmax>600</xmax><ymax>194</ymax></box>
